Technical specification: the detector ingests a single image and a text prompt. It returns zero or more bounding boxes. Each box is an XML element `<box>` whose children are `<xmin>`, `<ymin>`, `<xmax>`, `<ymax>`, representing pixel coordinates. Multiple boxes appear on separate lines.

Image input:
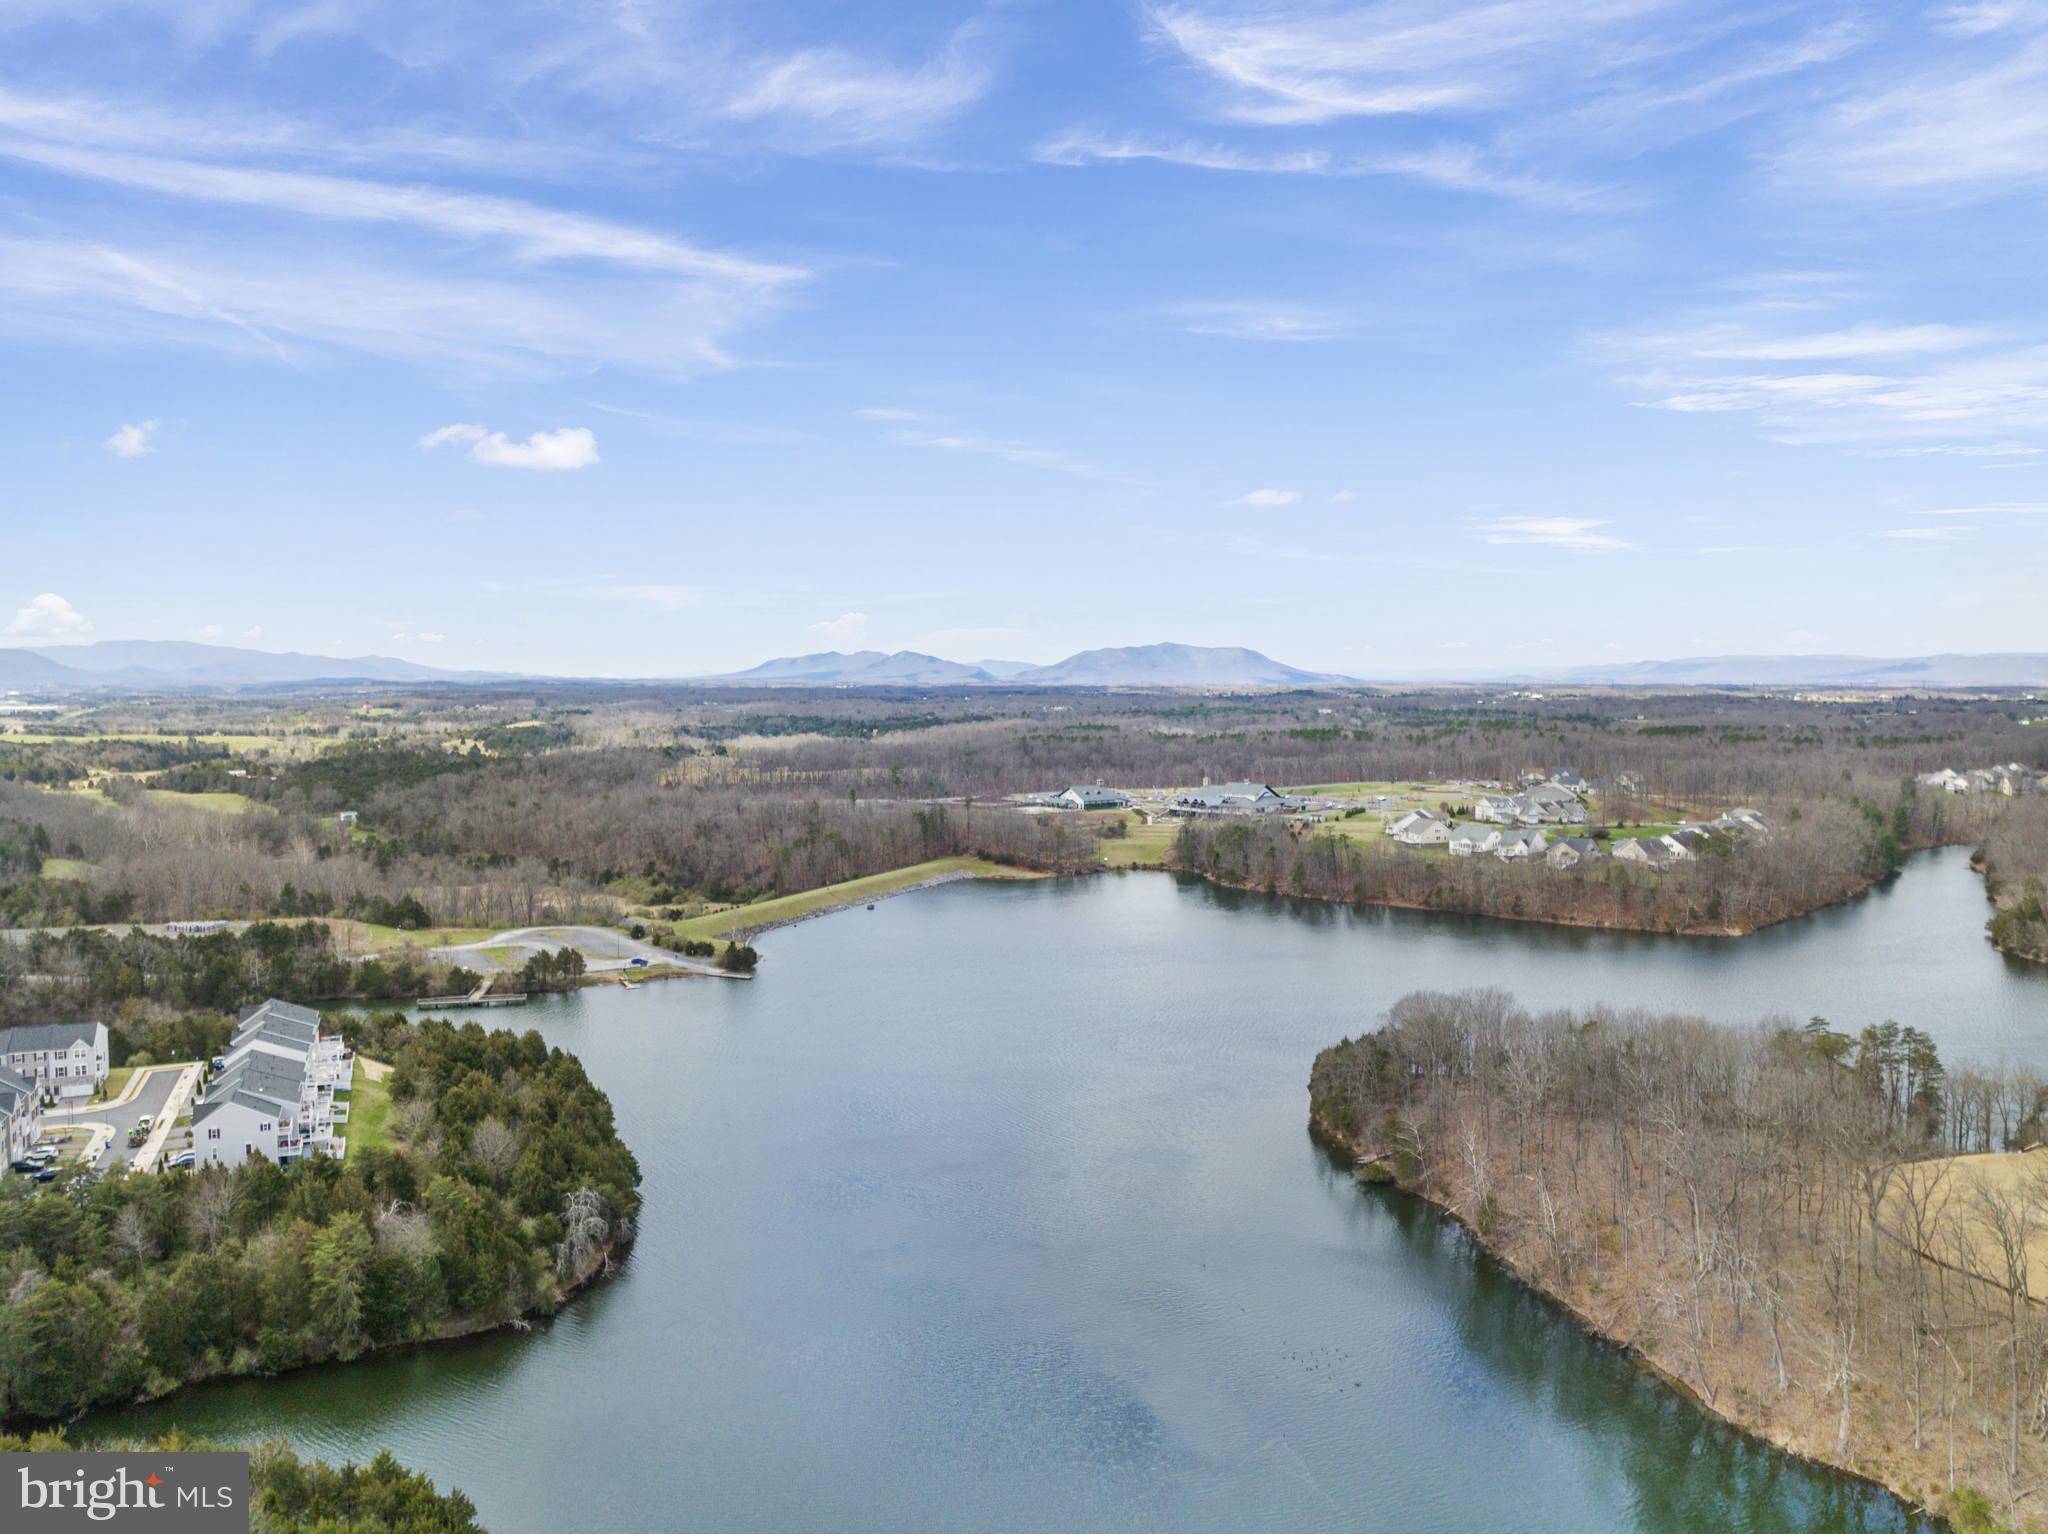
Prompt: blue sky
<box><xmin>2</xmin><ymin>0</ymin><xmax>2045</xmax><ymax>677</ymax></box>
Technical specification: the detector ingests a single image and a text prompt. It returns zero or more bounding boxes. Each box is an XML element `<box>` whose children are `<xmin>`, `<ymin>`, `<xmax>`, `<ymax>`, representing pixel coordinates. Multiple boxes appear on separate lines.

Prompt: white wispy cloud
<box><xmin>1240</xmin><ymin>487</ymin><xmax>1299</xmax><ymax>506</ymax></box>
<box><xmin>884</xmin><ymin>426</ymin><xmax>1106</xmax><ymax>480</ymax></box>
<box><xmin>723</xmin><ymin>24</ymin><xmax>991</xmax><ymax>147</ymax></box>
<box><xmin>1605</xmin><ymin>306</ymin><xmax>2048</xmax><ymax>451</ymax></box>
<box><xmin>1879</xmin><ymin>525</ymin><xmax>1972</xmax><ymax>540</ymax></box>
<box><xmin>1145</xmin><ymin>1</ymin><xmax>1567</xmax><ymax>125</ymax></box>
<box><xmin>3</xmin><ymin>592</ymin><xmax>91</xmax><ymax>642</ymax></box>
<box><xmin>806</xmin><ymin>611</ymin><xmax>870</xmax><ymax>646</ymax></box>
<box><xmin>0</xmin><ymin>140</ymin><xmax>800</xmax><ymax>287</ymax></box>
<box><xmin>1170</xmin><ymin>301</ymin><xmax>1352</xmax><ymax>342</ymax></box>
<box><xmin>1033</xmin><ymin>129</ymin><xmax>1610</xmax><ymax>209</ymax></box>
<box><xmin>1773</xmin><ymin>13</ymin><xmax>2048</xmax><ymax>195</ymax></box>
<box><xmin>421</xmin><ymin>423</ymin><xmax>599</xmax><ymax>470</ymax></box>
<box><xmin>1480</xmin><ymin>516</ymin><xmax>1629</xmax><ymax>549</ymax></box>
<box><xmin>104</xmin><ymin>419</ymin><xmax>158</xmax><ymax>457</ymax></box>
<box><xmin>853</xmin><ymin>407</ymin><xmax>929</xmax><ymax>422</ymax></box>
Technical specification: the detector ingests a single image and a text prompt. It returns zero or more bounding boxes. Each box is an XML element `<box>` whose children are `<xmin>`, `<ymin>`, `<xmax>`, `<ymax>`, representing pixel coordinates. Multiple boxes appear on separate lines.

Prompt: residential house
<box><xmin>1550</xmin><ymin>769</ymin><xmax>1589</xmax><ymax>793</ymax></box>
<box><xmin>0</xmin><ymin>1065</ymin><xmax>41</xmax><ymax>1168</ymax></box>
<box><xmin>1448</xmin><ymin>824</ymin><xmax>1502</xmax><ymax>857</ymax></box>
<box><xmin>0</xmin><ymin>1020</ymin><xmax>110</xmax><ymax>1103</ymax></box>
<box><xmin>194</xmin><ymin>999</ymin><xmax>353</xmax><ymax>1170</ymax></box>
<box><xmin>1387</xmin><ymin>809</ymin><xmax>1452</xmax><ymax>846</ymax></box>
<box><xmin>1054</xmin><ymin>784</ymin><xmax>1130</xmax><ymax>810</ymax></box>
<box><xmin>1525</xmin><ymin>782</ymin><xmax>1589</xmax><ymax>824</ymax></box>
<box><xmin>165</xmin><ymin>920</ymin><xmax>228</xmax><ymax>937</ymax></box>
<box><xmin>1613</xmin><ymin>834</ymin><xmax>1695</xmax><ymax>870</ymax></box>
<box><xmin>1472</xmin><ymin>795</ymin><xmax>1521</xmax><ymax>825</ymax></box>
<box><xmin>1546</xmin><ymin>837</ymin><xmax>1601</xmax><ymax>870</ymax></box>
<box><xmin>1917</xmin><ymin>768</ymin><xmax>1970</xmax><ymax>793</ymax></box>
<box><xmin>1494</xmin><ymin>828</ymin><xmax>1550</xmax><ymax>861</ymax></box>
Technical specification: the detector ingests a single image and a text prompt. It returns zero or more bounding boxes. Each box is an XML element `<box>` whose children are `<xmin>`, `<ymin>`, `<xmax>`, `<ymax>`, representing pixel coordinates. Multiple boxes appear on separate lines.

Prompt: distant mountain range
<box><xmin>5</xmin><ymin>638</ymin><xmax>2047</xmax><ymax>696</ymax></box>
<box><xmin>1536</xmin><ymin>654</ymin><xmax>2048</xmax><ymax>688</ymax></box>
<box><xmin>711</xmin><ymin>643</ymin><xmax>1349</xmax><ymax>688</ymax></box>
<box><xmin>0</xmin><ymin>641</ymin><xmax>509</xmax><ymax>692</ymax></box>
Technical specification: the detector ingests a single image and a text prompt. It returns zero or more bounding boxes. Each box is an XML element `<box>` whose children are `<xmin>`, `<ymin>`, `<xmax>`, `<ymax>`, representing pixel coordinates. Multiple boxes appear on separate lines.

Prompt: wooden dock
<box><xmin>418</xmin><ymin>978</ymin><xmax>528</xmax><ymax>1009</ymax></box>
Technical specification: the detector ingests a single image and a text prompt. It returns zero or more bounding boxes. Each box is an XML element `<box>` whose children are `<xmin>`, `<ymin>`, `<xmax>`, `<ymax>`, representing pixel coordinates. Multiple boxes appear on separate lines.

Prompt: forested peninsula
<box><xmin>1312</xmin><ymin>989</ymin><xmax>2048</xmax><ymax>1534</ymax></box>
<box><xmin>0</xmin><ymin>1012</ymin><xmax>639</xmax><ymax>1424</ymax></box>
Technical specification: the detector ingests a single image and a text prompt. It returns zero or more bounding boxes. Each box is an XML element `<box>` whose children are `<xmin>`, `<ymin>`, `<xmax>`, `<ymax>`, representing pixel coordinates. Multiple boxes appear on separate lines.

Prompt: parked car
<box><xmin>629</xmin><ymin>957</ymin><xmax>650</xmax><ymax>967</ymax></box>
<box><xmin>135</xmin><ymin>1114</ymin><xmax>153</xmax><ymax>1133</ymax></box>
<box><xmin>26</xmin><ymin>1146</ymin><xmax>58</xmax><ymax>1164</ymax></box>
<box><xmin>8</xmin><ymin>1159</ymin><xmax>37</xmax><ymax>1175</ymax></box>
<box><xmin>31</xmin><ymin>1168</ymin><xmax>57</xmax><ymax>1183</ymax></box>
<box><xmin>165</xmin><ymin>1151</ymin><xmax>195</xmax><ymax>1169</ymax></box>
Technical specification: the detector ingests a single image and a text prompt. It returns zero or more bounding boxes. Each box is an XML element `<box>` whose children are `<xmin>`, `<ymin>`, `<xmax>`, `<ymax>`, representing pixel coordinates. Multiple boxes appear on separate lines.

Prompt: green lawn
<box><xmin>99</xmin><ymin>1065</ymin><xmax>136</xmax><ymax>1101</ymax></box>
<box><xmin>667</xmin><ymin>857</ymin><xmax>1029</xmax><ymax>942</ymax></box>
<box><xmin>345</xmin><ymin>1060</ymin><xmax>392</xmax><ymax>1154</ymax></box>
<box><xmin>1099</xmin><ymin>816</ymin><xmax>1180</xmax><ymax>868</ymax></box>
<box><xmin>143</xmin><ymin>788</ymin><xmax>255</xmax><ymax>815</ymax></box>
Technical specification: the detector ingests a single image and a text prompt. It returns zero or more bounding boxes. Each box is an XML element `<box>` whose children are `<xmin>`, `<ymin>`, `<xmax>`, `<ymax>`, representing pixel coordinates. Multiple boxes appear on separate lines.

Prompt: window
<box><xmin>207</xmin><ymin>1127</ymin><xmax>221</xmax><ymax>1140</ymax></box>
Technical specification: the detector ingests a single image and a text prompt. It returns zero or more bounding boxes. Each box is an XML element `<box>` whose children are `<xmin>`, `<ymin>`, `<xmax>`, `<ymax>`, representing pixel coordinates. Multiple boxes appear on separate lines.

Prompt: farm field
<box><xmin>143</xmin><ymin>788</ymin><xmax>255</xmax><ymax>814</ymax></box>
<box><xmin>1893</xmin><ymin>1151</ymin><xmax>2048</xmax><ymax>1302</ymax></box>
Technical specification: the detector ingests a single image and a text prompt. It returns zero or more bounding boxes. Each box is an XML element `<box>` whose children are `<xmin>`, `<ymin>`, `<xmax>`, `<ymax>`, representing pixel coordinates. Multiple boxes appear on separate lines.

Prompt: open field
<box><xmin>143</xmin><ymin>788</ymin><xmax>255</xmax><ymax>814</ymax></box>
<box><xmin>344</xmin><ymin>1058</ymin><xmax>391</xmax><ymax>1154</ymax></box>
<box><xmin>39</xmin><ymin>856</ymin><xmax>95</xmax><ymax>880</ymax></box>
<box><xmin>1099</xmin><ymin>813</ymin><xmax>1179</xmax><ymax>867</ymax></box>
<box><xmin>1893</xmin><ymin>1151</ymin><xmax>2048</xmax><ymax>1302</ymax></box>
<box><xmin>329</xmin><ymin>920</ymin><xmax>497</xmax><ymax>953</ymax></box>
<box><xmin>666</xmin><ymin>857</ymin><xmax>1037</xmax><ymax>942</ymax></box>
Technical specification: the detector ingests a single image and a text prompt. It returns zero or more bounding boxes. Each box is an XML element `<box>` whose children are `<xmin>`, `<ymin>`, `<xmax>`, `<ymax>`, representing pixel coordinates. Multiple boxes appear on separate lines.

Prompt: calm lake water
<box><xmin>94</xmin><ymin>848</ymin><xmax>2048</xmax><ymax>1531</ymax></box>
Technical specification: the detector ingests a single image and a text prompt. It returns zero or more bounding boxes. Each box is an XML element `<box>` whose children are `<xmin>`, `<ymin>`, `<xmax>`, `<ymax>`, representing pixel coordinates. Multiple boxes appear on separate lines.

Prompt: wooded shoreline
<box><xmin>1307</xmin><ymin>1105</ymin><xmax>1951</xmax><ymax>1529</ymax></box>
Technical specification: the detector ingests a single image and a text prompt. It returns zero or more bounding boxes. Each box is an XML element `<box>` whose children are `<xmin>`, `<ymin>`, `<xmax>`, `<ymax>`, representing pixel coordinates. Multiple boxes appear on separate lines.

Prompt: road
<box><xmin>427</xmin><ymin>925</ymin><xmax>733</xmax><ymax>978</ymax></box>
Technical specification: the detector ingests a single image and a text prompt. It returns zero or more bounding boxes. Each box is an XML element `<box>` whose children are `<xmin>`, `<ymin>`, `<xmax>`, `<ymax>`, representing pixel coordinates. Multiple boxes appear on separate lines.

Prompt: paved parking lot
<box><xmin>40</xmin><ymin>1065</ymin><xmax>192</xmax><ymax>1171</ymax></box>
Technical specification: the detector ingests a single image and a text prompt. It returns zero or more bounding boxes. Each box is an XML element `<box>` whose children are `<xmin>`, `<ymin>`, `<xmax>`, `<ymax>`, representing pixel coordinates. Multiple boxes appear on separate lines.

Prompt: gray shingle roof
<box><xmin>0</xmin><ymin>1021</ymin><xmax>105</xmax><ymax>1055</ymax></box>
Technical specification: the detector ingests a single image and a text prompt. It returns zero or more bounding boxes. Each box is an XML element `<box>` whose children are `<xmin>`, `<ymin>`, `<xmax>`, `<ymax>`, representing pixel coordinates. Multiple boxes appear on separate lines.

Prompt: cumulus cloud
<box><xmin>807</xmin><ymin>611</ymin><xmax>870</xmax><ymax>646</ymax></box>
<box><xmin>421</xmin><ymin>423</ymin><xmax>598</xmax><ymax>470</ymax></box>
<box><xmin>1480</xmin><ymin>517</ymin><xmax>1630</xmax><ymax>550</ymax></box>
<box><xmin>1240</xmin><ymin>487</ymin><xmax>1300</xmax><ymax>506</ymax></box>
<box><xmin>4</xmin><ymin>592</ymin><xmax>91</xmax><ymax>641</ymax></box>
<box><xmin>104</xmin><ymin>419</ymin><xmax>158</xmax><ymax>457</ymax></box>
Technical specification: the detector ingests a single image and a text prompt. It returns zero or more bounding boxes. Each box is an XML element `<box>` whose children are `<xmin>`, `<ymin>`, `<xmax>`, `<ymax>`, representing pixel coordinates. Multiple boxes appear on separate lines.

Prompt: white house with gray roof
<box><xmin>1494</xmin><ymin>828</ymin><xmax>1550</xmax><ymax>861</ymax></box>
<box><xmin>1448</xmin><ymin>823</ymin><xmax>1502</xmax><ymax>857</ymax></box>
<box><xmin>194</xmin><ymin>999</ymin><xmax>351</xmax><ymax>1169</ymax></box>
<box><xmin>1387</xmin><ymin>809</ymin><xmax>1451</xmax><ymax>845</ymax></box>
<box><xmin>0</xmin><ymin>1020</ymin><xmax>109</xmax><ymax>1103</ymax></box>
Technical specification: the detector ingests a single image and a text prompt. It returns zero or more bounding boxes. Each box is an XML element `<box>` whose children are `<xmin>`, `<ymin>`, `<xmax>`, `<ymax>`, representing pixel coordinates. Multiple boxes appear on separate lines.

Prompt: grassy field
<box><xmin>666</xmin><ymin>857</ymin><xmax>1034</xmax><ymax>941</ymax></box>
<box><xmin>1099</xmin><ymin>813</ymin><xmax>1180</xmax><ymax>868</ymax></box>
<box><xmin>143</xmin><ymin>788</ymin><xmax>255</xmax><ymax>815</ymax></box>
<box><xmin>39</xmin><ymin>856</ymin><xmax>95</xmax><ymax>880</ymax></box>
<box><xmin>329</xmin><ymin>920</ymin><xmax>496</xmax><ymax>953</ymax></box>
<box><xmin>345</xmin><ymin>1058</ymin><xmax>392</xmax><ymax>1155</ymax></box>
<box><xmin>1893</xmin><ymin>1152</ymin><xmax>2048</xmax><ymax>1300</ymax></box>
<box><xmin>98</xmin><ymin>1065</ymin><xmax>136</xmax><ymax>1101</ymax></box>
